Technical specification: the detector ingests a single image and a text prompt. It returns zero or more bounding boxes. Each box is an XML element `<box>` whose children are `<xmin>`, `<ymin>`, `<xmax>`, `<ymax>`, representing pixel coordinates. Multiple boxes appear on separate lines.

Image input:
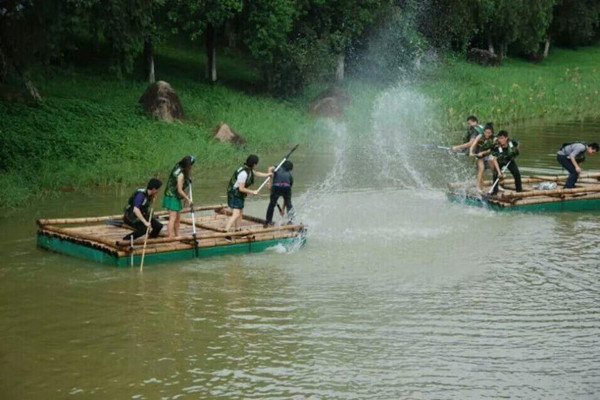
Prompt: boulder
<box><xmin>213</xmin><ymin>122</ymin><xmax>246</xmax><ymax>146</ymax></box>
<box><xmin>309</xmin><ymin>87</ymin><xmax>352</xmax><ymax>118</ymax></box>
<box><xmin>138</xmin><ymin>81</ymin><xmax>184</xmax><ymax>123</ymax></box>
<box><xmin>466</xmin><ymin>48</ymin><xmax>501</xmax><ymax>67</ymax></box>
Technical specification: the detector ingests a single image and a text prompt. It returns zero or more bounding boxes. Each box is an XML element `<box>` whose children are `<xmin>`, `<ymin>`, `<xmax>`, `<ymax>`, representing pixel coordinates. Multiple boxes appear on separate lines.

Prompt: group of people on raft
<box><xmin>450</xmin><ymin>115</ymin><xmax>599</xmax><ymax>194</ymax></box>
<box><xmin>121</xmin><ymin>154</ymin><xmax>295</xmax><ymax>242</ymax></box>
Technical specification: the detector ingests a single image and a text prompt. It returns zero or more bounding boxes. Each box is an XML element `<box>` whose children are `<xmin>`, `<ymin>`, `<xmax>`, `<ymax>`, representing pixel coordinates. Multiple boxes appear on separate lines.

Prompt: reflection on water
<box><xmin>1</xmin><ymin>118</ymin><xmax>600</xmax><ymax>399</ymax></box>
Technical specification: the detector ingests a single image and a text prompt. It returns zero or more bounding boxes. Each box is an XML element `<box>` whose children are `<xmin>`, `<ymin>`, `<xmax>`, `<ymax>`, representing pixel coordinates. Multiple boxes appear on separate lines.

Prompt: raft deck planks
<box><xmin>37</xmin><ymin>205</ymin><xmax>305</xmax><ymax>266</ymax></box>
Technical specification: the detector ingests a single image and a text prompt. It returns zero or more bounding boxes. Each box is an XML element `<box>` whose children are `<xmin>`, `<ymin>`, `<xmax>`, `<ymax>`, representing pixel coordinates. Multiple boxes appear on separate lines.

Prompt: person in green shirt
<box><xmin>469</xmin><ymin>123</ymin><xmax>495</xmax><ymax>191</ymax></box>
<box><xmin>163</xmin><ymin>155</ymin><xmax>195</xmax><ymax>237</ymax></box>
<box><xmin>451</xmin><ymin>115</ymin><xmax>484</xmax><ymax>152</ymax></box>
<box><xmin>224</xmin><ymin>155</ymin><xmax>271</xmax><ymax>235</ymax></box>
<box><xmin>489</xmin><ymin>131</ymin><xmax>522</xmax><ymax>195</ymax></box>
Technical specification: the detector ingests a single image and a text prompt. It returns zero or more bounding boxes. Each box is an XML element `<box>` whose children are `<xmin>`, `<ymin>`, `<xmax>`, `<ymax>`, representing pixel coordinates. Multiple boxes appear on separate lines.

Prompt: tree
<box><xmin>167</xmin><ymin>0</ymin><xmax>243</xmax><ymax>82</ymax></box>
<box><xmin>551</xmin><ymin>0</ymin><xmax>600</xmax><ymax>47</ymax></box>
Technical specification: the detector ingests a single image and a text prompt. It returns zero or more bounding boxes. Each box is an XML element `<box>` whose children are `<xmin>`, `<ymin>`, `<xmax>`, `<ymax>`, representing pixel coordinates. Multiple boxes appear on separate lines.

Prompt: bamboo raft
<box><xmin>447</xmin><ymin>172</ymin><xmax>600</xmax><ymax>212</ymax></box>
<box><xmin>37</xmin><ymin>205</ymin><xmax>306</xmax><ymax>266</ymax></box>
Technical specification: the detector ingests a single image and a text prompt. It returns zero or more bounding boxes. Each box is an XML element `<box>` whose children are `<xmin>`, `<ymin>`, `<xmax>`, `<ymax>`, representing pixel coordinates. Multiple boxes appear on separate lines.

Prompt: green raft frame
<box><xmin>37</xmin><ymin>205</ymin><xmax>306</xmax><ymax>267</ymax></box>
<box><xmin>447</xmin><ymin>173</ymin><xmax>600</xmax><ymax>213</ymax></box>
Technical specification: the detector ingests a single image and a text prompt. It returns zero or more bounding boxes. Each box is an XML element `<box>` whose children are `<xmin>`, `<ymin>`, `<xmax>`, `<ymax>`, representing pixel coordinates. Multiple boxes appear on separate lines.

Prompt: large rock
<box><xmin>309</xmin><ymin>87</ymin><xmax>352</xmax><ymax>118</ymax></box>
<box><xmin>466</xmin><ymin>48</ymin><xmax>501</xmax><ymax>67</ymax></box>
<box><xmin>213</xmin><ymin>122</ymin><xmax>246</xmax><ymax>146</ymax></box>
<box><xmin>139</xmin><ymin>81</ymin><xmax>184</xmax><ymax>123</ymax></box>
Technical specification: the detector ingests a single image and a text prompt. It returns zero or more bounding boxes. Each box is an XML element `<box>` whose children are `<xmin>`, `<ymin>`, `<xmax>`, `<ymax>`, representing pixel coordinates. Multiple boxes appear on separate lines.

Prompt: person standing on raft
<box><xmin>163</xmin><ymin>155</ymin><xmax>195</xmax><ymax>237</ymax></box>
<box><xmin>224</xmin><ymin>155</ymin><xmax>271</xmax><ymax>234</ymax></box>
<box><xmin>489</xmin><ymin>130</ymin><xmax>522</xmax><ymax>195</ymax></box>
<box><xmin>264</xmin><ymin>160</ymin><xmax>295</xmax><ymax>227</ymax></box>
<box><xmin>556</xmin><ymin>142</ymin><xmax>599</xmax><ymax>188</ymax></box>
<box><xmin>451</xmin><ymin>115</ymin><xmax>484</xmax><ymax>152</ymax></box>
<box><xmin>123</xmin><ymin>178</ymin><xmax>163</xmax><ymax>240</ymax></box>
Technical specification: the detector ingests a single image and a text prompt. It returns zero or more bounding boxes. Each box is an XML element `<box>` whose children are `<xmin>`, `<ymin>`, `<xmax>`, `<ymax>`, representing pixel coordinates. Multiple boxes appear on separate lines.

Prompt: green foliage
<box><xmin>167</xmin><ymin>0</ymin><xmax>242</xmax><ymax>39</ymax></box>
<box><xmin>552</xmin><ymin>0</ymin><xmax>600</xmax><ymax>47</ymax></box>
<box><xmin>418</xmin><ymin>47</ymin><xmax>600</xmax><ymax>131</ymax></box>
<box><xmin>0</xmin><ymin>48</ymin><xmax>316</xmax><ymax>208</ymax></box>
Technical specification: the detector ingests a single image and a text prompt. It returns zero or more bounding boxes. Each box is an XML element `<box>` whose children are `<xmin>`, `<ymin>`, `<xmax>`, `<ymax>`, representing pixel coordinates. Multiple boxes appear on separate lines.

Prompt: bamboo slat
<box><xmin>37</xmin><ymin>204</ymin><xmax>228</xmax><ymax>226</ymax></box>
<box><xmin>497</xmin><ymin>185</ymin><xmax>600</xmax><ymax>199</ymax></box>
<box><xmin>40</xmin><ymin>226</ymin><xmax>118</xmax><ymax>249</ymax></box>
<box><xmin>115</xmin><ymin>224</ymin><xmax>303</xmax><ymax>248</ymax></box>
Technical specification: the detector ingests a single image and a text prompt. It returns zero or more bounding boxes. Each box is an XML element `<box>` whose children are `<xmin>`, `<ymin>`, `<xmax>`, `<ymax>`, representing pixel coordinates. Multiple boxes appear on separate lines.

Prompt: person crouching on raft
<box><xmin>163</xmin><ymin>155</ymin><xmax>195</xmax><ymax>237</ymax></box>
<box><xmin>489</xmin><ymin>130</ymin><xmax>522</xmax><ymax>195</ymax></box>
<box><xmin>556</xmin><ymin>142</ymin><xmax>599</xmax><ymax>188</ymax></box>
<box><xmin>225</xmin><ymin>154</ymin><xmax>271</xmax><ymax>233</ymax></box>
<box><xmin>469</xmin><ymin>123</ymin><xmax>495</xmax><ymax>191</ymax></box>
<box><xmin>123</xmin><ymin>178</ymin><xmax>163</xmax><ymax>240</ymax></box>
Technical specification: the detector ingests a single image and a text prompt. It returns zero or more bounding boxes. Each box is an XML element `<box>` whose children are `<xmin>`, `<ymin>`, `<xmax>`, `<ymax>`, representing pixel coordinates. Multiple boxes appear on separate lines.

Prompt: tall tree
<box><xmin>167</xmin><ymin>0</ymin><xmax>243</xmax><ymax>82</ymax></box>
<box><xmin>551</xmin><ymin>0</ymin><xmax>600</xmax><ymax>47</ymax></box>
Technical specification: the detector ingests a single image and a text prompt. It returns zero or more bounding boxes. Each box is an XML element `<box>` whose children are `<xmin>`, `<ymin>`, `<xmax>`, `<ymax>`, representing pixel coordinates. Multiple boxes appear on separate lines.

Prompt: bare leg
<box><xmin>174</xmin><ymin>212</ymin><xmax>181</xmax><ymax>237</ymax></box>
<box><xmin>476</xmin><ymin>158</ymin><xmax>485</xmax><ymax>190</ymax></box>
<box><xmin>225</xmin><ymin>209</ymin><xmax>242</xmax><ymax>232</ymax></box>
<box><xmin>167</xmin><ymin>210</ymin><xmax>177</xmax><ymax>237</ymax></box>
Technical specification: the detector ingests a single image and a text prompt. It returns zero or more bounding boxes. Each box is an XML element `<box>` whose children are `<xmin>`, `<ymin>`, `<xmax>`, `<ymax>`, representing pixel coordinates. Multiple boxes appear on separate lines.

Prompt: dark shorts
<box><xmin>227</xmin><ymin>192</ymin><xmax>245</xmax><ymax>209</ymax></box>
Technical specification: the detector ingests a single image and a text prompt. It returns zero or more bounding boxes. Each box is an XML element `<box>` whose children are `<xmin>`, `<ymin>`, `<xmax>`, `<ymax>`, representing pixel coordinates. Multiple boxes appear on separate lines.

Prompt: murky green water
<box><xmin>1</xmin><ymin>115</ymin><xmax>600</xmax><ymax>399</ymax></box>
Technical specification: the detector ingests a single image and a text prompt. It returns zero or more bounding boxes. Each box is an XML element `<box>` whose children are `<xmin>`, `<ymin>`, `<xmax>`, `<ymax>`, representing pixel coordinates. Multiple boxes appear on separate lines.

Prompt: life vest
<box><xmin>560</xmin><ymin>142</ymin><xmax>587</xmax><ymax>162</ymax></box>
<box><xmin>124</xmin><ymin>188</ymin><xmax>150</xmax><ymax>222</ymax></box>
<box><xmin>165</xmin><ymin>164</ymin><xmax>190</xmax><ymax>198</ymax></box>
<box><xmin>227</xmin><ymin>166</ymin><xmax>254</xmax><ymax>198</ymax></box>
<box><xmin>464</xmin><ymin>124</ymin><xmax>484</xmax><ymax>143</ymax></box>
<box><xmin>273</xmin><ymin>167</ymin><xmax>293</xmax><ymax>187</ymax></box>
<box><xmin>475</xmin><ymin>134</ymin><xmax>495</xmax><ymax>153</ymax></box>
<box><xmin>494</xmin><ymin>140</ymin><xmax>519</xmax><ymax>164</ymax></box>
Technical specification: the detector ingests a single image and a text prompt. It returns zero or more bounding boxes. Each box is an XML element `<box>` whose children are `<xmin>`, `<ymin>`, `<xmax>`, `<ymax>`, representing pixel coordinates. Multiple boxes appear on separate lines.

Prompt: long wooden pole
<box><xmin>139</xmin><ymin>197</ymin><xmax>156</xmax><ymax>271</ymax></box>
<box><xmin>189</xmin><ymin>185</ymin><xmax>198</xmax><ymax>258</ymax></box>
<box><xmin>256</xmin><ymin>145</ymin><xmax>299</xmax><ymax>194</ymax></box>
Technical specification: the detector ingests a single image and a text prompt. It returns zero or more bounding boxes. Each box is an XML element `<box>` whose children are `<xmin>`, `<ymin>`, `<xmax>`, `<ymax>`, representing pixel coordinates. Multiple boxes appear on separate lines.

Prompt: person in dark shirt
<box><xmin>264</xmin><ymin>160</ymin><xmax>294</xmax><ymax>226</ymax></box>
<box><xmin>123</xmin><ymin>178</ymin><xmax>163</xmax><ymax>240</ymax></box>
<box><xmin>489</xmin><ymin>131</ymin><xmax>522</xmax><ymax>195</ymax></box>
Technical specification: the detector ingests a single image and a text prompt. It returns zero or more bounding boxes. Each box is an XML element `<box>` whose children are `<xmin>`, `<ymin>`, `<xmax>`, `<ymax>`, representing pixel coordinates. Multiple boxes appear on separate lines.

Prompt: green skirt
<box><xmin>163</xmin><ymin>194</ymin><xmax>182</xmax><ymax>211</ymax></box>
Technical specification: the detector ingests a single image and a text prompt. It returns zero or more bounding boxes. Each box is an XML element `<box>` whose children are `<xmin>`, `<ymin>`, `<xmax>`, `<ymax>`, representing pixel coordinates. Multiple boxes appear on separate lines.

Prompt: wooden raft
<box><xmin>37</xmin><ymin>204</ymin><xmax>305</xmax><ymax>259</ymax></box>
<box><xmin>448</xmin><ymin>172</ymin><xmax>600</xmax><ymax>208</ymax></box>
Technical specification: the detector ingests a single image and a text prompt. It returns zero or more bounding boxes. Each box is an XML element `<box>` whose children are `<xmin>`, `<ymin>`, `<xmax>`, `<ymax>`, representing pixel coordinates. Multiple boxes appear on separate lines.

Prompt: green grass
<box><xmin>418</xmin><ymin>46</ymin><xmax>600</xmax><ymax>129</ymax></box>
<box><xmin>0</xmin><ymin>45</ymin><xmax>318</xmax><ymax>208</ymax></box>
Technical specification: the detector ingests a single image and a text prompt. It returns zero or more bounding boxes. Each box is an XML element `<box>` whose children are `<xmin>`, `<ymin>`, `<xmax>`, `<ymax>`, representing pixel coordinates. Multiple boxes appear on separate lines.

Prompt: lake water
<box><xmin>1</xmin><ymin>94</ymin><xmax>599</xmax><ymax>399</ymax></box>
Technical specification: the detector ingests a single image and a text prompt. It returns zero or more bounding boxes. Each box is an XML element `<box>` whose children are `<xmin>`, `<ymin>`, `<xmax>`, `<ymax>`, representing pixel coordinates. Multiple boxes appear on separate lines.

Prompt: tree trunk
<box><xmin>144</xmin><ymin>38</ymin><xmax>155</xmax><ymax>83</ymax></box>
<box><xmin>335</xmin><ymin>53</ymin><xmax>344</xmax><ymax>82</ymax></box>
<box><xmin>487</xmin><ymin>29</ymin><xmax>494</xmax><ymax>54</ymax></box>
<box><xmin>225</xmin><ymin>20</ymin><xmax>237</xmax><ymax>49</ymax></box>
<box><xmin>205</xmin><ymin>23</ymin><xmax>217</xmax><ymax>82</ymax></box>
<box><xmin>543</xmin><ymin>37</ymin><xmax>551</xmax><ymax>58</ymax></box>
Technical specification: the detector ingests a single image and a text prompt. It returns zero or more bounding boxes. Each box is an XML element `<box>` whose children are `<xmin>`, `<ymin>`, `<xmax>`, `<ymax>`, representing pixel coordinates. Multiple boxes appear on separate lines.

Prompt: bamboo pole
<box><xmin>496</xmin><ymin>185</ymin><xmax>600</xmax><ymax>199</ymax></box>
<box><xmin>115</xmin><ymin>223</ymin><xmax>303</xmax><ymax>248</ymax></box>
<box><xmin>37</xmin><ymin>204</ymin><xmax>227</xmax><ymax>226</ymax></box>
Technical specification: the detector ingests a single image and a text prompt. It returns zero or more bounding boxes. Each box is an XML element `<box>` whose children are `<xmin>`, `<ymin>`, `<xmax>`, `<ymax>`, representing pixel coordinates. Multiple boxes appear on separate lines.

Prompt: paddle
<box><xmin>188</xmin><ymin>185</ymin><xmax>199</xmax><ymax>258</ymax></box>
<box><xmin>421</xmin><ymin>144</ymin><xmax>467</xmax><ymax>155</ymax></box>
<box><xmin>256</xmin><ymin>144</ymin><xmax>299</xmax><ymax>194</ymax></box>
<box><xmin>484</xmin><ymin>161</ymin><xmax>512</xmax><ymax>200</ymax></box>
<box><xmin>139</xmin><ymin>197</ymin><xmax>156</xmax><ymax>271</ymax></box>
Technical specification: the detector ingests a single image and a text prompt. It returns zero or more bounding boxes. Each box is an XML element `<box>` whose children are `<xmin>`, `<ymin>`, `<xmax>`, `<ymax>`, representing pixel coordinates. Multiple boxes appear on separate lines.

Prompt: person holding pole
<box><xmin>489</xmin><ymin>130</ymin><xmax>522</xmax><ymax>196</ymax></box>
<box><xmin>451</xmin><ymin>115</ymin><xmax>484</xmax><ymax>152</ymax></box>
<box><xmin>469</xmin><ymin>123</ymin><xmax>496</xmax><ymax>191</ymax></box>
<box><xmin>556</xmin><ymin>142</ymin><xmax>599</xmax><ymax>188</ymax></box>
<box><xmin>163</xmin><ymin>155</ymin><xmax>195</xmax><ymax>237</ymax></box>
<box><xmin>224</xmin><ymin>155</ymin><xmax>271</xmax><ymax>234</ymax></box>
<box><xmin>264</xmin><ymin>160</ymin><xmax>295</xmax><ymax>227</ymax></box>
<box><xmin>122</xmin><ymin>178</ymin><xmax>163</xmax><ymax>240</ymax></box>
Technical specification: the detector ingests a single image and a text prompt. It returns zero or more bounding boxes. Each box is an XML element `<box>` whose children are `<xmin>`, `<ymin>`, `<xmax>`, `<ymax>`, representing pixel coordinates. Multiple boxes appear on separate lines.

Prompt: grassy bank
<box><xmin>418</xmin><ymin>46</ymin><xmax>600</xmax><ymax>130</ymax></box>
<box><xmin>0</xmin><ymin>46</ymin><xmax>318</xmax><ymax>208</ymax></box>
